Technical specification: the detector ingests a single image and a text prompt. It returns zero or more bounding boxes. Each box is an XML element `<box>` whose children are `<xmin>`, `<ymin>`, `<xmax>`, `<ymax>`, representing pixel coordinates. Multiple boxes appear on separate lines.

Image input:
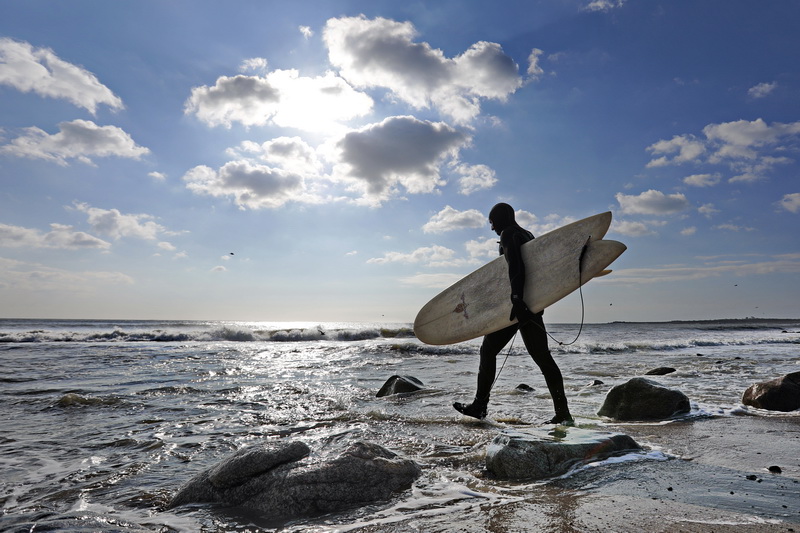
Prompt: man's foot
<box><xmin>548</xmin><ymin>413</ymin><xmax>574</xmax><ymax>425</ymax></box>
<box><xmin>453</xmin><ymin>401</ymin><xmax>487</xmax><ymax>420</ymax></box>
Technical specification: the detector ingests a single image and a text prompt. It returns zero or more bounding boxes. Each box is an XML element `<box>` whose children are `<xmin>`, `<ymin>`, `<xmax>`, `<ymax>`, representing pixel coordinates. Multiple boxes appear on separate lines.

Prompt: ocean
<box><xmin>1</xmin><ymin>318</ymin><xmax>798</xmax><ymax>532</ymax></box>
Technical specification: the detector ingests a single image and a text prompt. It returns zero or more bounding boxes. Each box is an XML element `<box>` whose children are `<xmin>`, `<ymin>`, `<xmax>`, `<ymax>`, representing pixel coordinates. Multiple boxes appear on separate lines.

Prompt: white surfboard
<box><xmin>413</xmin><ymin>212</ymin><xmax>626</xmax><ymax>345</ymax></box>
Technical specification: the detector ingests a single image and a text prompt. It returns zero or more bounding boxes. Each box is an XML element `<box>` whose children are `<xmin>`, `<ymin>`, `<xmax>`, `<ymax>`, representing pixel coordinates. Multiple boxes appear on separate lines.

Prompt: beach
<box><xmin>0</xmin><ymin>318</ymin><xmax>798</xmax><ymax>532</ymax></box>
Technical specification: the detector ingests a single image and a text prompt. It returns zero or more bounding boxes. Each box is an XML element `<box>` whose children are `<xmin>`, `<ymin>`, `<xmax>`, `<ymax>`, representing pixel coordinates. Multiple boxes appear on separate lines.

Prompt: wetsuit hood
<box><xmin>489</xmin><ymin>203</ymin><xmax>517</xmax><ymax>233</ymax></box>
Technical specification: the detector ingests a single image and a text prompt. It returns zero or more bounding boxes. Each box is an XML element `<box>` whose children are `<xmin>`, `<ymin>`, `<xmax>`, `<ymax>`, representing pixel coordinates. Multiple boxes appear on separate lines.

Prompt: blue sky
<box><xmin>1</xmin><ymin>0</ymin><xmax>798</xmax><ymax>323</ymax></box>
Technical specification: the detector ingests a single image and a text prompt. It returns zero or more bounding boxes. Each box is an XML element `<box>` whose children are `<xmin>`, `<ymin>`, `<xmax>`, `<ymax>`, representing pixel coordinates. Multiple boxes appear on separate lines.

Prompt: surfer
<box><xmin>453</xmin><ymin>202</ymin><xmax>574</xmax><ymax>424</ymax></box>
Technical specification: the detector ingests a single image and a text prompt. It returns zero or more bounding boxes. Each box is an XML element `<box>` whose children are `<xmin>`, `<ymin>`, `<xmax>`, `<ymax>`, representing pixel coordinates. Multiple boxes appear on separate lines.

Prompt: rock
<box><xmin>645</xmin><ymin>367</ymin><xmax>676</xmax><ymax>376</ymax></box>
<box><xmin>597</xmin><ymin>377</ymin><xmax>691</xmax><ymax>421</ymax></box>
<box><xmin>768</xmin><ymin>465</ymin><xmax>782</xmax><ymax>474</ymax></box>
<box><xmin>376</xmin><ymin>375</ymin><xmax>425</xmax><ymax>397</ymax></box>
<box><xmin>742</xmin><ymin>372</ymin><xmax>800</xmax><ymax>412</ymax></box>
<box><xmin>516</xmin><ymin>383</ymin><xmax>535</xmax><ymax>392</ymax></box>
<box><xmin>168</xmin><ymin>440</ymin><xmax>420</xmax><ymax>520</ymax></box>
<box><xmin>588</xmin><ymin>379</ymin><xmax>605</xmax><ymax>386</ymax></box>
<box><xmin>486</xmin><ymin>427</ymin><xmax>641</xmax><ymax>481</ymax></box>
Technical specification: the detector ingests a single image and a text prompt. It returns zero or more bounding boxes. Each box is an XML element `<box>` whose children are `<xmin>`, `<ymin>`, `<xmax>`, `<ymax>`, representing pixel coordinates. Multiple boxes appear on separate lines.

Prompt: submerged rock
<box><xmin>376</xmin><ymin>375</ymin><xmax>425</xmax><ymax>397</ymax></box>
<box><xmin>168</xmin><ymin>440</ymin><xmax>420</xmax><ymax>519</ymax></box>
<box><xmin>597</xmin><ymin>377</ymin><xmax>690</xmax><ymax>421</ymax></box>
<box><xmin>486</xmin><ymin>427</ymin><xmax>641</xmax><ymax>480</ymax></box>
<box><xmin>645</xmin><ymin>367</ymin><xmax>676</xmax><ymax>376</ymax></box>
<box><xmin>742</xmin><ymin>371</ymin><xmax>800</xmax><ymax>412</ymax></box>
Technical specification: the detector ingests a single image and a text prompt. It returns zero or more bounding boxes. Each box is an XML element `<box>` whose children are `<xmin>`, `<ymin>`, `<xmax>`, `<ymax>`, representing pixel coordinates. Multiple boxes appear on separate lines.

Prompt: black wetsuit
<box><xmin>460</xmin><ymin>203</ymin><xmax>571</xmax><ymax>422</ymax></box>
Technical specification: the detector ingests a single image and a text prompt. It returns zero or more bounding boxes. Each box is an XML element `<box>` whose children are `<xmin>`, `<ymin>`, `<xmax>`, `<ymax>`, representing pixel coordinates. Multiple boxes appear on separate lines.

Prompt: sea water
<box><xmin>1</xmin><ymin>318</ymin><xmax>798</xmax><ymax>531</ymax></box>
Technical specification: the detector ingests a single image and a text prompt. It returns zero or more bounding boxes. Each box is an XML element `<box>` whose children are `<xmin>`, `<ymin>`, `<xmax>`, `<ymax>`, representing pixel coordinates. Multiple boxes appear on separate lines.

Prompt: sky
<box><xmin>1</xmin><ymin>0</ymin><xmax>799</xmax><ymax>324</ymax></box>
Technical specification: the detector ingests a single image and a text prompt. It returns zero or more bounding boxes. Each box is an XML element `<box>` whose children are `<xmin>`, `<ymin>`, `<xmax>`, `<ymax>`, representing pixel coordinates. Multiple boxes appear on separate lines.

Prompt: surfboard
<box><xmin>413</xmin><ymin>212</ymin><xmax>626</xmax><ymax>345</ymax></box>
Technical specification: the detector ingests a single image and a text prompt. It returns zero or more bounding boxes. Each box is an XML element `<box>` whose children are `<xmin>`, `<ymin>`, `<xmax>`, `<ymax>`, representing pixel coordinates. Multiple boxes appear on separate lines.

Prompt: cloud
<box><xmin>681</xmin><ymin>226</ymin><xmax>697</xmax><ymax>236</ymax></box>
<box><xmin>0</xmin><ymin>38</ymin><xmax>123</xmax><ymax>113</ymax></box>
<box><xmin>422</xmin><ymin>206</ymin><xmax>485</xmax><ymax>234</ymax></box>
<box><xmin>646</xmin><ymin>135</ymin><xmax>706</xmax><ymax>167</ymax></box>
<box><xmin>698</xmin><ymin>203</ymin><xmax>720</xmax><ymax>218</ymax></box>
<box><xmin>602</xmin><ymin>255</ymin><xmax>800</xmax><ymax>285</ymax></box>
<box><xmin>683</xmin><ymin>173</ymin><xmax>720</xmax><ymax>187</ymax></box>
<box><xmin>465</xmin><ymin>236</ymin><xmax>498</xmax><ymax>261</ymax></box>
<box><xmin>185</xmin><ymin>70</ymin><xmax>372</xmax><ymax>133</ymax></box>
<box><xmin>0</xmin><ymin>222</ymin><xmax>110</xmax><ymax>250</ymax></box>
<box><xmin>747</xmin><ymin>81</ymin><xmax>777</xmax><ymax>99</ymax></box>
<box><xmin>527</xmin><ymin>48</ymin><xmax>545</xmax><ymax>80</ymax></box>
<box><xmin>299</xmin><ymin>26</ymin><xmax>314</xmax><ymax>39</ymax></box>
<box><xmin>323</xmin><ymin>15</ymin><xmax>522</xmax><ymax>124</ymax></box>
<box><xmin>615</xmin><ymin>189</ymin><xmax>689</xmax><ymax>215</ymax></box>
<box><xmin>148</xmin><ymin>171</ymin><xmax>167</xmax><ymax>181</ymax></box>
<box><xmin>0</xmin><ymin>119</ymin><xmax>149</xmax><ymax>166</ymax></box>
<box><xmin>612</xmin><ymin>220</ymin><xmax>655</xmax><ymax>237</ymax></box>
<box><xmin>72</xmin><ymin>202</ymin><xmax>174</xmax><ymax>241</ymax></box>
<box><xmin>399</xmin><ymin>272</ymin><xmax>464</xmax><ymax>289</ymax></box>
<box><xmin>646</xmin><ymin>119</ymin><xmax>800</xmax><ymax>182</ymax></box>
<box><xmin>0</xmin><ymin>257</ymin><xmax>133</xmax><ymax>292</ymax></box>
<box><xmin>332</xmin><ymin>115</ymin><xmax>469</xmax><ymax>204</ymax></box>
<box><xmin>239</xmin><ymin>57</ymin><xmax>268</xmax><ymax>73</ymax></box>
<box><xmin>183</xmin><ymin>160</ymin><xmax>312</xmax><ymax>209</ymax></box>
<box><xmin>453</xmin><ymin>163</ymin><xmax>497</xmax><ymax>194</ymax></box>
<box><xmin>713</xmin><ymin>223</ymin><xmax>755</xmax><ymax>232</ymax></box>
<box><xmin>778</xmin><ymin>192</ymin><xmax>800</xmax><ymax>213</ymax></box>
<box><xmin>211</xmin><ymin>265</ymin><xmax>227</xmax><ymax>272</ymax></box>
<box><xmin>583</xmin><ymin>0</ymin><xmax>626</xmax><ymax>12</ymax></box>
<box><xmin>227</xmin><ymin>136</ymin><xmax>322</xmax><ymax>176</ymax></box>
<box><xmin>367</xmin><ymin>245</ymin><xmax>457</xmax><ymax>267</ymax></box>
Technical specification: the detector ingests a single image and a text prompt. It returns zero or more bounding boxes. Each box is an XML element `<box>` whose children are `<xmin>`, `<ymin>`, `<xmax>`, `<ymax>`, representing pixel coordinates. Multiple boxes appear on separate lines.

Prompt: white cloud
<box><xmin>211</xmin><ymin>265</ymin><xmax>227</xmax><ymax>272</ymax></box>
<box><xmin>615</xmin><ymin>190</ymin><xmax>689</xmax><ymax>215</ymax></box>
<box><xmin>465</xmin><ymin>236</ymin><xmax>498</xmax><ymax>261</ymax></box>
<box><xmin>613</xmin><ymin>220</ymin><xmax>654</xmax><ymax>237</ymax></box>
<box><xmin>713</xmin><ymin>223</ymin><xmax>755</xmax><ymax>232</ymax></box>
<box><xmin>299</xmin><ymin>26</ymin><xmax>314</xmax><ymax>39</ymax></box>
<box><xmin>185</xmin><ymin>70</ymin><xmax>372</xmax><ymax>133</ymax></box>
<box><xmin>681</xmin><ymin>226</ymin><xmax>697</xmax><ymax>236</ymax></box>
<box><xmin>646</xmin><ymin>135</ymin><xmax>706</xmax><ymax>167</ymax></box>
<box><xmin>0</xmin><ymin>257</ymin><xmax>133</xmax><ymax>291</ymax></box>
<box><xmin>453</xmin><ymin>163</ymin><xmax>497</xmax><ymax>194</ymax></box>
<box><xmin>747</xmin><ymin>81</ymin><xmax>777</xmax><ymax>99</ymax></box>
<box><xmin>183</xmin><ymin>160</ymin><xmax>312</xmax><ymax>209</ymax></box>
<box><xmin>227</xmin><ymin>136</ymin><xmax>322</xmax><ymax>176</ymax></box>
<box><xmin>647</xmin><ymin>119</ymin><xmax>800</xmax><ymax>182</ymax></box>
<box><xmin>0</xmin><ymin>38</ymin><xmax>123</xmax><ymax>113</ymax></box>
<box><xmin>778</xmin><ymin>193</ymin><xmax>800</xmax><ymax>213</ymax></box>
<box><xmin>698</xmin><ymin>203</ymin><xmax>720</xmax><ymax>218</ymax></box>
<box><xmin>527</xmin><ymin>48</ymin><xmax>545</xmax><ymax>80</ymax></box>
<box><xmin>158</xmin><ymin>241</ymin><xmax>176</xmax><ymax>251</ymax></box>
<box><xmin>239</xmin><ymin>57</ymin><xmax>268</xmax><ymax>73</ymax></box>
<box><xmin>583</xmin><ymin>0</ymin><xmax>626</xmax><ymax>12</ymax></box>
<box><xmin>399</xmin><ymin>272</ymin><xmax>464</xmax><ymax>289</ymax></box>
<box><xmin>367</xmin><ymin>245</ymin><xmax>456</xmax><ymax>266</ymax></box>
<box><xmin>323</xmin><ymin>15</ymin><xmax>522</xmax><ymax>125</ymax></box>
<box><xmin>149</xmin><ymin>171</ymin><xmax>167</xmax><ymax>181</ymax></box>
<box><xmin>602</xmin><ymin>255</ymin><xmax>800</xmax><ymax>285</ymax></box>
<box><xmin>683</xmin><ymin>173</ymin><xmax>720</xmax><ymax>187</ymax></box>
<box><xmin>332</xmin><ymin>115</ymin><xmax>469</xmax><ymax>204</ymax></box>
<box><xmin>72</xmin><ymin>202</ymin><xmax>173</xmax><ymax>241</ymax></box>
<box><xmin>0</xmin><ymin>119</ymin><xmax>149</xmax><ymax>166</ymax></box>
<box><xmin>0</xmin><ymin>222</ymin><xmax>110</xmax><ymax>250</ymax></box>
<box><xmin>422</xmin><ymin>206</ymin><xmax>485</xmax><ymax>234</ymax></box>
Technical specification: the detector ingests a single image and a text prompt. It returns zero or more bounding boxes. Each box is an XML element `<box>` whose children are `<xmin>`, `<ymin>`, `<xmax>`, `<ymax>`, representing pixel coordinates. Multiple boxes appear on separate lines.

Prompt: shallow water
<box><xmin>1</xmin><ymin>318</ymin><xmax>798</xmax><ymax>531</ymax></box>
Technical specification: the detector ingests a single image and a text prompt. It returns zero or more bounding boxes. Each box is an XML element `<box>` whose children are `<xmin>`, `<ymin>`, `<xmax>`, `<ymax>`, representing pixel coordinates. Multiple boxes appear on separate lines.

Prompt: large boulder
<box><xmin>376</xmin><ymin>375</ymin><xmax>425</xmax><ymax>397</ymax></box>
<box><xmin>486</xmin><ymin>427</ymin><xmax>641</xmax><ymax>480</ymax></box>
<box><xmin>598</xmin><ymin>377</ymin><xmax>690</xmax><ymax>421</ymax></box>
<box><xmin>168</xmin><ymin>440</ymin><xmax>421</xmax><ymax>519</ymax></box>
<box><xmin>742</xmin><ymin>372</ymin><xmax>800</xmax><ymax>412</ymax></box>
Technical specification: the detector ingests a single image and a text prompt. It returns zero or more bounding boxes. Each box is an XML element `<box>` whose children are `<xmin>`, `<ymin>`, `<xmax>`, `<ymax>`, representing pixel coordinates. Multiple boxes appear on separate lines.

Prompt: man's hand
<box><xmin>509</xmin><ymin>295</ymin><xmax>536</xmax><ymax>324</ymax></box>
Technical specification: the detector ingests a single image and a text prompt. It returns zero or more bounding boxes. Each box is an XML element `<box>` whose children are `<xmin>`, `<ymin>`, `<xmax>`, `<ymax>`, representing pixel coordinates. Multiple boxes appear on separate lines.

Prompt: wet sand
<box><xmin>347</xmin><ymin>414</ymin><xmax>800</xmax><ymax>533</ymax></box>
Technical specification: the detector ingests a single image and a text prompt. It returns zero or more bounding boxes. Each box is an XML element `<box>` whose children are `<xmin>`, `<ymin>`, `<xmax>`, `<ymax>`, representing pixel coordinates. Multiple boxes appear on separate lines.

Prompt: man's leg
<box><xmin>454</xmin><ymin>323</ymin><xmax>517</xmax><ymax>419</ymax></box>
<box><xmin>519</xmin><ymin>314</ymin><xmax>573</xmax><ymax>424</ymax></box>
